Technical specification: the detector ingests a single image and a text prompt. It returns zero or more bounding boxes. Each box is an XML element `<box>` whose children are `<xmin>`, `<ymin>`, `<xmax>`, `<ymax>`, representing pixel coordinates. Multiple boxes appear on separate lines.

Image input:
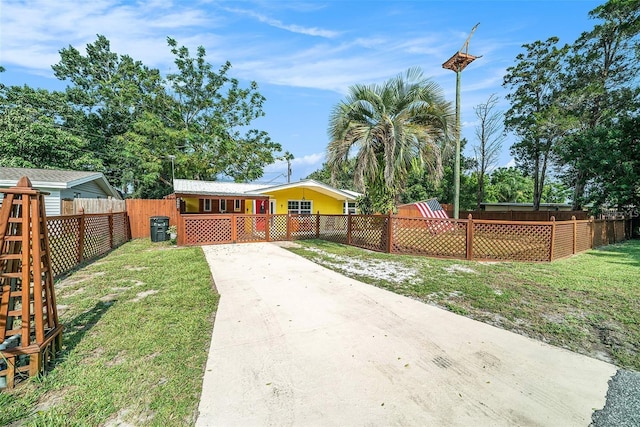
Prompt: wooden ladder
<box><xmin>0</xmin><ymin>176</ymin><xmax>63</xmax><ymax>389</ymax></box>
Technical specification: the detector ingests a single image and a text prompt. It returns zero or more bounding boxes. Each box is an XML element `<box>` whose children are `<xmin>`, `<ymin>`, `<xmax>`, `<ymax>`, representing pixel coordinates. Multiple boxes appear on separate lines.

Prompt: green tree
<box><xmin>0</xmin><ymin>85</ymin><xmax>98</xmax><ymax>170</ymax></box>
<box><xmin>503</xmin><ymin>37</ymin><xmax>571</xmax><ymax>210</ymax></box>
<box><xmin>558</xmin><ymin>0</ymin><xmax>640</xmax><ymax>209</ymax></box>
<box><xmin>305</xmin><ymin>160</ymin><xmax>356</xmax><ymax>191</ymax></box>
<box><xmin>51</xmin><ymin>35</ymin><xmax>280</xmax><ymax>198</ymax></box>
<box><xmin>486</xmin><ymin>167</ymin><xmax>534</xmax><ymax>203</ymax></box>
<box><xmin>52</xmin><ymin>35</ymin><xmax>164</xmax><ymax>191</ymax></box>
<box><xmin>327</xmin><ymin>67</ymin><xmax>453</xmax><ymax>214</ymax></box>
<box><xmin>472</xmin><ymin>94</ymin><xmax>505</xmax><ymax>209</ymax></box>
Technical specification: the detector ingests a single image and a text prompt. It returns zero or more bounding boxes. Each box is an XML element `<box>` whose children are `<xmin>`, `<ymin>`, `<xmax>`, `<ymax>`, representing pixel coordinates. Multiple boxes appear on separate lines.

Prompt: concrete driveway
<box><xmin>196</xmin><ymin>242</ymin><xmax>616</xmax><ymax>426</ymax></box>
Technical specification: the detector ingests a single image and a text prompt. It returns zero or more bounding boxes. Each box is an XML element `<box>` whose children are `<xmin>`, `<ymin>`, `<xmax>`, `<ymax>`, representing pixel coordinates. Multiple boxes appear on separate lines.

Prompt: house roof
<box><xmin>173</xmin><ymin>179</ymin><xmax>267</xmax><ymax>197</ymax></box>
<box><xmin>0</xmin><ymin>167</ymin><xmax>122</xmax><ymax>199</ymax></box>
<box><xmin>173</xmin><ymin>178</ymin><xmax>361</xmax><ymax>201</ymax></box>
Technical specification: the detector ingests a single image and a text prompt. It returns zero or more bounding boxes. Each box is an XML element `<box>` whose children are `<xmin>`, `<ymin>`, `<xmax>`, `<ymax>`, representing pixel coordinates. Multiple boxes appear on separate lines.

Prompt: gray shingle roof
<box><xmin>0</xmin><ymin>167</ymin><xmax>102</xmax><ymax>185</ymax></box>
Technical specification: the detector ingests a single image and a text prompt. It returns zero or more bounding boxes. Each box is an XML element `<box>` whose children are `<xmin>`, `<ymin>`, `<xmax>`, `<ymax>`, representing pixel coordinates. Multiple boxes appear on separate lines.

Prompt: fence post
<box><xmin>108</xmin><ymin>208</ymin><xmax>114</xmax><ymax>249</ymax></box>
<box><xmin>77</xmin><ymin>208</ymin><xmax>85</xmax><ymax>263</ymax></box>
<box><xmin>265</xmin><ymin>213</ymin><xmax>271</xmax><ymax>242</ymax></box>
<box><xmin>549</xmin><ymin>216</ymin><xmax>556</xmax><ymax>261</ymax></box>
<box><xmin>316</xmin><ymin>211</ymin><xmax>320</xmax><ymax>239</ymax></box>
<box><xmin>572</xmin><ymin>215</ymin><xmax>577</xmax><ymax>254</ymax></box>
<box><xmin>286</xmin><ymin>214</ymin><xmax>291</xmax><ymax>241</ymax></box>
<box><xmin>466</xmin><ymin>214</ymin><xmax>473</xmax><ymax>260</ymax></box>
<box><xmin>589</xmin><ymin>216</ymin><xmax>595</xmax><ymax>248</ymax></box>
<box><xmin>231</xmin><ymin>215</ymin><xmax>237</xmax><ymax>243</ymax></box>
<box><xmin>347</xmin><ymin>213</ymin><xmax>352</xmax><ymax>245</ymax></box>
<box><xmin>386</xmin><ymin>211</ymin><xmax>393</xmax><ymax>253</ymax></box>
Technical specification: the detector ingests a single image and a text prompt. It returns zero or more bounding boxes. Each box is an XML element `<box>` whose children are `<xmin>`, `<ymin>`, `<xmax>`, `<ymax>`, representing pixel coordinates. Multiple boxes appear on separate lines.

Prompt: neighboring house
<box><xmin>0</xmin><ymin>167</ymin><xmax>122</xmax><ymax>216</ymax></box>
<box><xmin>172</xmin><ymin>179</ymin><xmax>360</xmax><ymax>215</ymax></box>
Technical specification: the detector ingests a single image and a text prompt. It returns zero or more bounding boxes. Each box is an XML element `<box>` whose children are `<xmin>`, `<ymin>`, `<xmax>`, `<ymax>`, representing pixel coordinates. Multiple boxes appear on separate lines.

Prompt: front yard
<box><xmin>0</xmin><ymin>239</ymin><xmax>218</xmax><ymax>426</ymax></box>
<box><xmin>287</xmin><ymin>239</ymin><xmax>640</xmax><ymax>371</ymax></box>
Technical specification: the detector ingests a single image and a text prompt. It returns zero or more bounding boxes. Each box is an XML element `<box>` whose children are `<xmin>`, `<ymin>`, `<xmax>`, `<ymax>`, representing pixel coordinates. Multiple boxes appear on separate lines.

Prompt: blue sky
<box><xmin>1</xmin><ymin>0</ymin><xmax>602</xmax><ymax>184</ymax></box>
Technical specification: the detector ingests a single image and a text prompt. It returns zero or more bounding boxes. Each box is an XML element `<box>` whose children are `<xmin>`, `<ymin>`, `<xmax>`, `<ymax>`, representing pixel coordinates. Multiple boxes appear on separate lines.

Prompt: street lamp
<box><xmin>442</xmin><ymin>23</ymin><xmax>480</xmax><ymax>219</ymax></box>
<box><xmin>167</xmin><ymin>155</ymin><xmax>176</xmax><ymax>188</ymax></box>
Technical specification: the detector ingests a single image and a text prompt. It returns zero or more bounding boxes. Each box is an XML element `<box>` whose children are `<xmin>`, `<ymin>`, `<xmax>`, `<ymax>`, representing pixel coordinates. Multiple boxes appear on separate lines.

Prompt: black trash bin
<box><xmin>150</xmin><ymin>216</ymin><xmax>170</xmax><ymax>242</ymax></box>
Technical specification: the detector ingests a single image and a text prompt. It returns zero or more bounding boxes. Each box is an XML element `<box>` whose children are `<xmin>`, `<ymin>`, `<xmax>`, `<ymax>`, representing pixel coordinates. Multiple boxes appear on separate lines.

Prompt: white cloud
<box><xmin>222</xmin><ymin>7</ymin><xmax>340</xmax><ymax>38</ymax></box>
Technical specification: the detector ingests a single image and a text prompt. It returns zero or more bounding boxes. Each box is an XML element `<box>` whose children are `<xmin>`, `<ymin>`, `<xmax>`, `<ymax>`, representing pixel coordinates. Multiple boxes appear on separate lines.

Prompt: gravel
<box><xmin>591</xmin><ymin>370</ymin><xmax>640</xmax><ymax>427</ymax></box>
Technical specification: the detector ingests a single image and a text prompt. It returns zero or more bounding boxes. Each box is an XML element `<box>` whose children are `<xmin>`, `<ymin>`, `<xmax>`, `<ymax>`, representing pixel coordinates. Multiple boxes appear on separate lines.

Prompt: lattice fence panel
<box><xmin>184</xmin><ymin>217</ymin><xmax>232</xmax><ymax>245</ymax></box>
<box><xmin>473</xmin><ymin>222</ymin><xmax>552</xmax><ymax>261</ymax></box>
<box><xmin>46</xmin><ymin>216</ymin><xmax>81</xmax><ymax>277</ymax></box>
<box><xmin>318</xmin><ymin>215</ymin><xmax>348</xmax><ymax>244</ymax></box>
<box><xmin>289</xmin><ymin>214</ymin><xmax>317</xmax><ymax>241</ymax></box>
<box><xmin>236</xmin><ymin>215</ymin><xmax>267</xmax><ymax>243</ymax></box>
<box><xmin>83</xmin><ymin>215</ymin><xmax>111</xmax><ymax>260</ymax></box>
<box><xmin>575</xmin><ymin>222</ymin><xmax>592</xmax><ymax>253</ymax></box>
<box><xmin>112</xmin><ymin>212</ymin><xmax>130</xmax><ymax>247</ymax></box>
<box><xmin>392</xmin><ymin>217</ymin><xmax>466</xmax><ymax>258</ymax></box>
<box><xmin>350</xmin><ymin>215</ymin><xmax>387</xmax><ymax>252</ymax></box>
<box><xmin>268</xmin><ymin>215</ymin><xmax>289</xmax><ymax>241</ymax></box>
<box><xmin>553</xmin><ymin>223</ymin><xmax>574</xmax><ymax>260</ymax></box>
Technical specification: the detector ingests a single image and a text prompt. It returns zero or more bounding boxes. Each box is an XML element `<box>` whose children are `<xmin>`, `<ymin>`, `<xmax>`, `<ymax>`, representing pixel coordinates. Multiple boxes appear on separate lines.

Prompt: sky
<box><xmin>1</xmin><ymin>0</ymin><xmax>603</xmax><ymax>184</ymax></box>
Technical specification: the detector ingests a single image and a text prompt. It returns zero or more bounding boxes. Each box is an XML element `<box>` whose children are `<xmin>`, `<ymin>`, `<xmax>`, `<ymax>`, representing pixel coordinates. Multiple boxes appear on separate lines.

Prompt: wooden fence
<box><xmin>125</xmin><ymin>199</ymin><xmax>178</xmax><ymax>238</ymax></box>
<box><xmin>62</xmin><ymin>198</ymin><xmax>127</xmax><ymax>215</ymax></box>
<box><xmin>178</xmin><ymin>213</ymin><xmax>631</xmax><ymax>262</ymax></box>
<box><xmin>46</xmin><ymin>210</ymin><xmax>130</xmax><ymax>277</ymax></box>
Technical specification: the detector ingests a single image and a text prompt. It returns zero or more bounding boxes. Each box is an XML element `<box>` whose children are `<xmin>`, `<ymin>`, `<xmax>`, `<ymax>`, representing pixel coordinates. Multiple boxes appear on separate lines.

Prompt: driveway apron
<box><xmin>196</xmin><ymin>242</ymin><xmax>616</xmax><ymax>426</ymax></box>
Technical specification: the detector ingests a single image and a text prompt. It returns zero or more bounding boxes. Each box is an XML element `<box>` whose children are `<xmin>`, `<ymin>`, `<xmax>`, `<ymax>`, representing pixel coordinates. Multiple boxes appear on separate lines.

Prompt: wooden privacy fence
<box><xmin>178</xmin><ymin>213</ymin><xmax>631</xmax><ymax>262</ymax></box>
<box><xmin>46</xmin><ymin>209</ymin><xmax>130</xmax><ymax>277</ymax></box>
<box><xmin>126</xmin><ymin>199</ymin><xmax>178</xmax><ymax>239</ymax></box>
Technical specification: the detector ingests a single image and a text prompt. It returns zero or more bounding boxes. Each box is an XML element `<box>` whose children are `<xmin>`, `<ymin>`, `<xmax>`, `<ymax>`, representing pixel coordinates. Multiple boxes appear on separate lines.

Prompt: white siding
<box><xmin>44</xmin><ymin>190</ymin><xmax>61</xmax><ymax>216</ymax></box>
<box><xmin>60</xmin><ymin>181</ymin><xmax>107</xmax><ymax>199</ymax></box>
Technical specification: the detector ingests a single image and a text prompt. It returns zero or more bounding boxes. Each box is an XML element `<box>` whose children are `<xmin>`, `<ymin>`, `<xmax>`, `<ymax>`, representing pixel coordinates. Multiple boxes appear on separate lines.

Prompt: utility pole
<box><xmin>442</xmin><ymin>23</ymin><xmax>481</xmax><ymax>219</ymax></box>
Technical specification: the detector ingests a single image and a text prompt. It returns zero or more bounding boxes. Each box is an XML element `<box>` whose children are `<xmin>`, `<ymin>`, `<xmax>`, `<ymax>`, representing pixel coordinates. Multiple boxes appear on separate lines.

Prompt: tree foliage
<box><xmin>327</xmin><ymin>67</ymin><xmax>453</xmax><ymax>213</ymax></box>
<box><xmin>0</xmin><ymin>85</ymin><xmax>98</xmax><ymax>170</ymax></box>
<box><xmin>0</xmin><ymin>34</ymin><xmax>284</xmax><ymax>198</ymax></box>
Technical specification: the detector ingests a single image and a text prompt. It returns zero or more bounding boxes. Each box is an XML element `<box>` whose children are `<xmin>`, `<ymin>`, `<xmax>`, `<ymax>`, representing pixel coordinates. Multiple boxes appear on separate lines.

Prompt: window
<box><xmin>344</xmin><ymin>202</ymin><xmax>357</xmax><ymax>214</ymax></box>
<box><xmin>219</xmin><ymin>199</ymin><xmax>227</xmax><ymax>212</ymax></box>
<box><xmin>204</xmin><ymin>199</ymin><xmax>212</xmax><ymax>212</ymax></box>
<box><xmin>288</xmin><ymin>200</ymin><xmax>312</xmax><ymax>214</ymax></box>
<box><xmin>234</xmin><ymin>199</ymin><xmax>241</xmax><ymax>212</ymax></box>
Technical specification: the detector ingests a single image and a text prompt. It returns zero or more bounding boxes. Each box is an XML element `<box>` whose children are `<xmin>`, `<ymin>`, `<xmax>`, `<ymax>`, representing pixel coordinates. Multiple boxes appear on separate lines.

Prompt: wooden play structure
<box><xmin>0</xmin><ymin>177</ymin><xmax>63</xmax><ymax>389</ymax></box>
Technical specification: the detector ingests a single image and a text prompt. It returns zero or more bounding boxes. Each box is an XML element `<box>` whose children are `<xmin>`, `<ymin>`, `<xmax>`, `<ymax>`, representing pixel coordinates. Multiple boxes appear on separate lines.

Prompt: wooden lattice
<box><xmin>552</xmin><ymin>223</ymin><xmax>574</xmax><ymax>260</ymax></box>
<box><xmin>184</xmin><ymin>217</ymin><xmax>232</xmax><ymax>245</ymax></box>
<box><xmin>0</xmin><ymin>177</ymin><xmax>63</xmax><ymax>389</ymax></box>
<box><xmin>473</xmin><ymin>222</ymin><xmax>552</xmax><ymax>262</ymax></box>
<box><xmin>318</xmin><ymin>215</ymin><xmax>348</xmax><ymax>244</ymax></box>
<box><xmin>392</xmin><ymin>217</ymin><xmax>466</xmax><ymax>258</ymax></box>
<box><xmin>235</xmin><ymin>216</ymin><xmax>267</xmax><ymax>243</ymax></box>
<box><xmin>268</xmin><ymin>215</ymin><xmax>289</xmax><ymax>241</ymax></box>
<box><xmin>83</xmin><ymin>215</ymin><xmax>111</xmax><ymax>261</ymax></box>
<box><xmin>350</xmin><ymin>215</ymin><xmax>387</xmax><ymax>252</ymax></box>
<box><xmin>46</xmin><ymin>216</ymin><xmax>82</xmax><ymax>277</ymax></box>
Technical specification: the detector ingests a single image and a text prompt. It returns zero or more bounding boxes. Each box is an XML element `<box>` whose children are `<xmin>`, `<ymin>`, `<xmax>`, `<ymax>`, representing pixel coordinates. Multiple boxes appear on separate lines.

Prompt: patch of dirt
<box><xmin>56</xmin><ymin>272</ymin><xmax>106</xmax><ymax>289</ymax></box>
<box><xmin>273</xmin><ymin>241</ymin><xmax>303</xmax><ymax>248</ymax></box>
<box><xmin>100</xmin><ymin>294</ymin><xmax>119</xmax><ymax>302</ymax></box>
<box><xmin>131</xmin><ymin>290</ymin><xmax>159</xmax><ymax>302</ymax></box>
<box><xmin>104</xmin><ymin>407</ymin><xmax>155</xmax><ymax>427</ymax></box>
<box><xmin>34</xmin><ymin>388</ymin><xmax>69</xmax><ymax>413</ymax></box>
<box><xmin>443</xmin><ymin>264</ymin><xmax>477</xmax><ymax>274</ymax></box>
<box><xmin>303</xmin><ymin>247</ymin><xmax>419</xmax><ymax>284</ymax></box>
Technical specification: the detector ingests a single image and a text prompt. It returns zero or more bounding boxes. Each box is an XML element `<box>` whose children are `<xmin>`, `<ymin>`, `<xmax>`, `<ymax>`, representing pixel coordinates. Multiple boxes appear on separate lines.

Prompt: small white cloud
<box><xmin>223</xmin><ymin>7</ymin><xmax>340</xmax><ymax>38</ymax></box>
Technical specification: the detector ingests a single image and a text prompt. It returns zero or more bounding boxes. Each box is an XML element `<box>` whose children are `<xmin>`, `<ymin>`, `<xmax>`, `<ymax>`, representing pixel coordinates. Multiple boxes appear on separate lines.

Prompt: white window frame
<box><xmin>344</xmin><ymin>201</ymin><xmax>357</xmax><ymax>214</ymax></box>
<box><xmin>219</xmin><ymin>199</ymin><xmax>227</xmax><ymax>212</ymax></box>
<box><xmin>203</xmin><ymin>199</ymin><xmax>212</xmax><ymax>212</ymax></box>
<box><xmin>234</xmin><ymin>199</ymin><xmax>241</xmax><ymax>212</ymax></box>
<box><xmin>288</xmin><ymin>200</ymin><xmax>312</xmax><ymax>214</ymax></box>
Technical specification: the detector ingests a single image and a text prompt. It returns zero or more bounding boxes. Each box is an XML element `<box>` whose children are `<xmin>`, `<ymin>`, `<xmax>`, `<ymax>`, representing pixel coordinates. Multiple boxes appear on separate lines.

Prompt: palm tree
<box><xmin>327</xmin><ymin>67</ymin><xmax>454</xmax><ymax>213</ymax></box>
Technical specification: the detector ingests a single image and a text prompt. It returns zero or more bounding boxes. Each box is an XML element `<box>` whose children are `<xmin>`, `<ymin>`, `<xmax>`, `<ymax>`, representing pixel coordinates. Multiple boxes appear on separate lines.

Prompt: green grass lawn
<box><xmin>0</xmin><ymin>239</ymin><xmax>218</xmax><ymax>426</ymax></box>
<box><xmin>287</xmin><ymin>238</ymin><xmax>640</xmax><ymax>371</ymax></box>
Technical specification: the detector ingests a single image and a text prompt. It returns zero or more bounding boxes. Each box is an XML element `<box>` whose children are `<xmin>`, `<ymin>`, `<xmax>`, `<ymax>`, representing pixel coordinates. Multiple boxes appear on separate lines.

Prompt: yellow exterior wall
<box><xmin>264</xmin><ymin>187</ymin><xmax>346</xmax><ymax>214</ymax></box>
